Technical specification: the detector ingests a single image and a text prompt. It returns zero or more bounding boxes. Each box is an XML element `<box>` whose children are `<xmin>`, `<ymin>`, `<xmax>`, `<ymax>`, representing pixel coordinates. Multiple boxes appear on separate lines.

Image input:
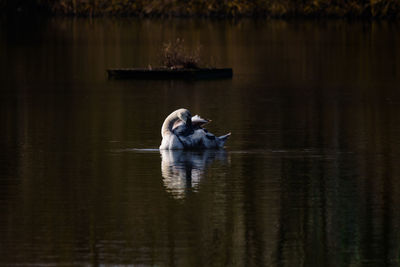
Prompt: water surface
<box><xmin>1</xmin><ymin>18</ymin><xmax>400</xmax><ymax>266</ymax></box>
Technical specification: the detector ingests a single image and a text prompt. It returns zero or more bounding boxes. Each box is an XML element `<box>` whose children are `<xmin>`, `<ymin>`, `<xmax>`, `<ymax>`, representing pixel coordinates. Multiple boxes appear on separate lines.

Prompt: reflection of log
<box><xmin>107</xmin><ymin>68</ymin><xmax>233</xmax><ymax>80</ymax></box>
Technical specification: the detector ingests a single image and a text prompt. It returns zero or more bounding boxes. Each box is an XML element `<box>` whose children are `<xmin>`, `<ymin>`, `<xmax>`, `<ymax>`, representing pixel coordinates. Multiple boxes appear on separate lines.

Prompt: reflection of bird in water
<box><xmin>161</xmin><ymin>150</ymin><xmax>228</xmax><ymax>199</ymax></box>
<box><xmin>160</xmin><ymin>108</ymin><xmax>231</xmax><ymax>150</ymax></box>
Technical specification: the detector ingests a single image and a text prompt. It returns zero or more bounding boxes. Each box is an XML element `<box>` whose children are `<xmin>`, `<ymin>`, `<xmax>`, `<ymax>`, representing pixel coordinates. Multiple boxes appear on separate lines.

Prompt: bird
<box><xmin>159</xmin><ymin>108</ymin><xmax>231</xmax><ymax>150</ymax></box>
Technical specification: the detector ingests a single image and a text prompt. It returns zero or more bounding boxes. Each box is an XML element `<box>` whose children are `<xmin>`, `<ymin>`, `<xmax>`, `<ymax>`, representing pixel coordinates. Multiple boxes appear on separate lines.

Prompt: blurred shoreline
<box><xmin>1</xmin><ymin>0</ymin><xmax>400</xmax><ymax>19</ymax></box>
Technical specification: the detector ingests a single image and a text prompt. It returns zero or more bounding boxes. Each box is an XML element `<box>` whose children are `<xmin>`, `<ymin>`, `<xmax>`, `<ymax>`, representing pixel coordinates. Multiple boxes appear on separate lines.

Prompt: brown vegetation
<box><xmin>161</xmin><ymin>39</ymin><xmax>201</xmax><ymax>69</ymax></box>
<box><xmin>1</xmin><ymin>0</ymin><xmax>400</xmax><ymax>18</ymax></box>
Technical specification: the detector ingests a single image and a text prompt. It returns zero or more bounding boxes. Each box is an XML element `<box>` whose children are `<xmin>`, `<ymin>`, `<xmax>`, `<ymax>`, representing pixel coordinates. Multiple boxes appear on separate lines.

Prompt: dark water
<box><xmin>1</xmin><ymin>18</ymin><xmax>400</xmax><ymax>266</ymax></box>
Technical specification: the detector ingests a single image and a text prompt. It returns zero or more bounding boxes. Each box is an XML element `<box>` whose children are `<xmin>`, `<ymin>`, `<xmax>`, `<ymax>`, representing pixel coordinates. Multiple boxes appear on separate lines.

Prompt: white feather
<box><xmin>160</xmin><ymin>108</ymin><xmax>230</xmax><ymax>150</ymax></box>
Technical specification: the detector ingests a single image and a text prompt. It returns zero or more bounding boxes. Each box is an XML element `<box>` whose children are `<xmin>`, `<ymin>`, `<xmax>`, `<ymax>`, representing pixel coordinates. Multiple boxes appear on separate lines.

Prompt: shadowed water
<box><xmin>1</xmin><ymin>18</ymin><xmax>400</xmax><ymax>266</ymax></box>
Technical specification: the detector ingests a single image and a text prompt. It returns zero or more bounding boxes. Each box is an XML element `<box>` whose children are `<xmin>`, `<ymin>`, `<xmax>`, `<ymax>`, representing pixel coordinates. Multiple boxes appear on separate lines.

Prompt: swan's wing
<box><xmin>173</xmin><ymin>125</ymin><xmax>193</xmax><ymax>137</ymax></box>
<box><xmin>172</xmin><ymin>120</ymin><xmax>183</xmax><ymax>130</ymax></box>
<box><xmin>191</xmin><ymin>115</ymin><xmax>210</xmax><ymax>128</ymax></box>
<box><xmin>172</xmin><ymin>115</ymin><xmax>210</xmax><ymax>131</ymax></box>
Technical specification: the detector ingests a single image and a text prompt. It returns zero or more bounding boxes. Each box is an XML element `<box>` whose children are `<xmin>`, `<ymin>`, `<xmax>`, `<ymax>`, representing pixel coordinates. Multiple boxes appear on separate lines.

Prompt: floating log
<box><xmin>107</xmin><ymin>68</ymin><xmax>233</xmax><ymax>80</ymax></box>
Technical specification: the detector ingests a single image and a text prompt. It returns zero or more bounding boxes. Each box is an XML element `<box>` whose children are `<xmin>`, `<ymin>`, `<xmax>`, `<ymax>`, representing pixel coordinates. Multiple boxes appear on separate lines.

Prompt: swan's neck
<box><xmin>161</xmin><ymin>111</ymin><xmax>180</xmax><ymax>137</ymax></box>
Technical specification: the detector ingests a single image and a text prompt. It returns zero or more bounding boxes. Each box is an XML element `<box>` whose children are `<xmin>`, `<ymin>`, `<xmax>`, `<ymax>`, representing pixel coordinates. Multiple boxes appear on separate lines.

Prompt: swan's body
<box><xmin>160</xmin><ymin>108</ymin><xmax>230</xmax><ymax>150</ymax></box>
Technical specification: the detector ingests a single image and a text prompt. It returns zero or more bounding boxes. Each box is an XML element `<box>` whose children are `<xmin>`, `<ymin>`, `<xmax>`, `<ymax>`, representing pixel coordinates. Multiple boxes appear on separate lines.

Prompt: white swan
<box><xmin>159</xmin><ymin>108</ymin><xmax>231</xmax><ymax>150</ymax></box>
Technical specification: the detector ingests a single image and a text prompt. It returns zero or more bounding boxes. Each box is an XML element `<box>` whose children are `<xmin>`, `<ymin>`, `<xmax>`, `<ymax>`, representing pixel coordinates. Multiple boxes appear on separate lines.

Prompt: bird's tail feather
<box><xmin>218</xmin><ymin>132</ymin><xmax>231</xmax><ymax>147</ymax></box>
